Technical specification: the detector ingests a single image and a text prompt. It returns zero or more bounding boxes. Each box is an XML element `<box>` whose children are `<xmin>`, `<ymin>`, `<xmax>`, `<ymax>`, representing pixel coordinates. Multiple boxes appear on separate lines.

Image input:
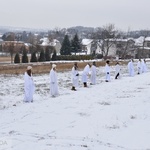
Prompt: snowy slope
<box><xmin>0</xmin><ymin>63</ymin><xmax>150</xmax><ymax>150</ymax></box>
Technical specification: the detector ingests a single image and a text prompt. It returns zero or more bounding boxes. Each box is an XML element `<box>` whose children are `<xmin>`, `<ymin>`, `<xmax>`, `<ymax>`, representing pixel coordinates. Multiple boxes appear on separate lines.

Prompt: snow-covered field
<box><xmin>0</xmin><ymin>62</ymin><xmax>150</xmax><ymax>150</ymax></box>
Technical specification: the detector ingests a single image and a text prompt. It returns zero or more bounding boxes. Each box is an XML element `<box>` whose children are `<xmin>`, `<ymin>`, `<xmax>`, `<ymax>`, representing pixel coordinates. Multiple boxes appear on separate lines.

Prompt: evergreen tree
<box><xmin>60</xmin><ymin>35</ymin><xmax>71</xmax><ymax>55</ymax></box>
<box><xmin>22</xmin><ymin>48</ymin><xmax>28</xmax><ymax>63</ymax></box>
<box><xmin>38</xmin><ymin>49</ymin><xmax>45</xmax><ymax>62</ymax></box>
<box><xmin>14</xmin><ymin>53</ymin><xmax>20</xmax><ymax>63</ymax></box>
<box><xmin>51</xmin><ymin>50</ymin><xmax>57</xmax><ymax>61</ymax></box>
<box><xmin>2</xmin><ymin>34</ymin><xmax>6</xmax><ymax>41</ymax></box>
<box><xmin>45</xmin><ymin>47</ymin><xmax>50</xmax><ymax>61</ymax></box>
<box><xmin>30</xmin><ymin>51</ymin><xmax>38</xmax><ymax>62</ymax></box>
<box><xmin>71</xmin><ymin>33</ymin><xmax>81</xmax><ymax>54</ymax></box>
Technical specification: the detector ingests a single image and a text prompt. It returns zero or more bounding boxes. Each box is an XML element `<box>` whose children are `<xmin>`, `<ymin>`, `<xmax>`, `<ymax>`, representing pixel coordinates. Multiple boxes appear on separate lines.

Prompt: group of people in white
<box><xmin>128</xmin><ymin>59</ymin><xmax>147</xmax><ymax>76</ymax></box>
<box><xmin>23</xmin><ymin>59</ymin><xmax>148</xmax><ymax>102</ymax></box>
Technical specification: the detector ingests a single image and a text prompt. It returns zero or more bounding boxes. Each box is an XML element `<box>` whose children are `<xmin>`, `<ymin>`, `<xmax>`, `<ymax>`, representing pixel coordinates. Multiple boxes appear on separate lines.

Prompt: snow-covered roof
<box><xmin>138</xmin><ymin>46</ymin><xmax>150</xmax><ymax>50</ymax></box>
<box><xmin>81</xmin><ymin>39</ymin><xmax>93</xmax><ymax>45</ymax></box>
<box><xmin>134</xmin><ymin>36</ymin><xmax>150</xmax><ymax>46</ymax></box>
<box><xmin>145</xmin><ymin>37</ymin><xmax>150</xmax><ymax>41</ymax></box>
<box><xmin>40</xmin><ymin>38</ymin><xmax>49</xmax><ymax>46</ymax></box>
<box><xmin>109</xmin><ymin>38</ymin><xmax>134</xmax><ymax>42</ymax></box>
<box><xmin>40</xmin><ymin>38</ymin><xmax>60</xmax><ymax>47</ymax></box>
<box><xmin>134</xmin><ymin>36</ymin><xmax>145</xmax><ymax>46</ymax></box>
<box><xmin>24</xmin><ymin>43</ymin><xmax>32</xmax><ymax>47</ymax></box>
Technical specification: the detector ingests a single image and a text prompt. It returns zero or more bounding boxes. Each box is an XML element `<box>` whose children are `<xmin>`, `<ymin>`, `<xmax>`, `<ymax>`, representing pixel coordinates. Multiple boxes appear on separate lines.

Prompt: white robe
<box><xmin>137</xmin><ymin>61</ymin><xmax>142</xmax><ymax>74</ymax></box>
<box><xmin>82</xmin><ymin>65</ymin><xmax>90</xmax><ymax>83</ymax></box>
<box><xmin>24</xmin><ymin>72</ymin><xmax>35</xmax><ymax>102</ymax></box>
<box><xmin>90</xmin><ymin>65</ymin><xmax>97</xmax><ymax>84</ymax></box>
<box><xmin>105</xmin><ymin>64</ymin><xmax>111</xmax><ymax>81</ymax></box>
<box><xmin>71</xmin><ymin>67</ymin><xmax>79</xmax><ymax>88</ymax></box>
<box><xmin>50</xmin><ymin>69</ymin><xmax>59</xmax><ymax>97</ymax></box>
<box><xmin>128</xmin><ymin>61</ymin><xmax>134</xmax><ymax>76</ymax></box>
<box><xmin>115</xmin><ymin>64</ymin><xmax>121</xmax><ymax>77</ymax></box>
<box><xmin>143</xmin><ymin>62</ymin><xmax>148</xmax><ymax>73</ymax></box>
<box><xmin>142</xmin><ymin>60</ymin><xmax>147</xmax><ymax>73</ymax></box>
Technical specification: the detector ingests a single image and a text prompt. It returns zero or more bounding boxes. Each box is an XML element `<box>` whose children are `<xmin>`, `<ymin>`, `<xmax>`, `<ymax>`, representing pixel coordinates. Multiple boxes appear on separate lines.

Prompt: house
<box><xmin>81</xmin><ymin>39</ymin><xmax>93</xmax><ymax>54</ymax></box>
<box><xmin>134</xmin><ymin>36</ymin><xmax>150</xmax><ymax>58</ymax></box>
<box><xmin>96</xmin><ymin>38</ymin><xmax>135</xmax><ymax>59</ymax></box>
<box><xmin>1</xmin><ymin>41</ymin><xmax>28</xmax><ymax>53</ymax></box>
<box><xmin>81</xmin><ymin>39</ymin><xmax>103</xmax><ymax>55</ymax></box>
<box><xmin>81</xmin><ymin>38</ymin><xmax>134</xmax><ymax>58</ymax></box>
<box><xmin>115</xmin><ymin>39</ymin><xmax>135</xmax><ymax>59</ymax></box>
<box><xmin>144</xmin><ymin>37</ymin><xmax>150</xmax><ymax>47</ymax></box>
<box><xmin>39</xmin><ymin>37</ymin><xmax>61</xmax><ymax>54</ymax></box>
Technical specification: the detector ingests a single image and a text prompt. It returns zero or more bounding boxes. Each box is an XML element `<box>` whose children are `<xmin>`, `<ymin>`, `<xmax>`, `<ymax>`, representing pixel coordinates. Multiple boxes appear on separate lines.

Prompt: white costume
<box><xmin>71</xmin><ymin>66</ymin><xmax>79</xmax><ymax>88</ymax></box>
<box><xmin>105</xmin><ymin>64</ymin><xmax>111</xmax><ymax>81</ymax></box>
<box><xmin>142</xmin><ymin>60</ymin><xmax>147</xmax><ymax>73</ymax></box>
<box><xmin>50</xmin><ymin>65</ymin><xmax>59</xmax><ymax>97</ymax></box>
<box><xmin>115</xmin><ymin>64</ymin><xmax>121</xmax><ymax>79</ymax></box>
<box><xmin>137</xmin><ymin>60</ymin><xmax>142</xmax><ymax>74</ymax></box>
<box><xmin>128</xmin><ymin>60</ymin><xmax>134</xmax><ymax>76</ymax></box>
<box><xmin>90</xmin><ymin>65</ymin><xmax>97</xmax><ymax>85</ymax></box>
<box><xmin>82</xmin><ymin>64</ymin><xmax>90</xmax><ymax>83</ymax></box>
<box><xmin>24</xmin><ymin>72</ymin><xmax>35</xmax><ymax>102</ymax></box>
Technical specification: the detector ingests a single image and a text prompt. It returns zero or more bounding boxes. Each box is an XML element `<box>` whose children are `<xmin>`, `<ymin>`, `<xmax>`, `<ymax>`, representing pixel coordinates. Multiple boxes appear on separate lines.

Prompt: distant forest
<box><xmin>0</xmin><ymin>25</ymin><xmax>150</xmax><ymax>39</ymax></box>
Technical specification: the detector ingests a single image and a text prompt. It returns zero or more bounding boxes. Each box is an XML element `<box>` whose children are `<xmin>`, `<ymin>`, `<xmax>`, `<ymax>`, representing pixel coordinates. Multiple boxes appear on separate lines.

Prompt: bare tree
<box><xmin>117</xmin><ymin>28</ymin><xmax>135</xmax><ymax>59</ymax></box>
<box><xmin>140</xmin><ymin>30</ymin><xmax>150</xmax><ymax>58</ymax></box>
<box><xmin>134</xmin><ymin>30</ymin><xmax>150</xmax><ymax>58</ymax></box>
<box><xmin>95</xmin><ymin>24</ymin><xmax>119</xmax><ymax>59</ymax></box>
<box><xmin>9</xmin><ymin>42</ymin><xmax>15</xmax><ymax>63</ymax></box>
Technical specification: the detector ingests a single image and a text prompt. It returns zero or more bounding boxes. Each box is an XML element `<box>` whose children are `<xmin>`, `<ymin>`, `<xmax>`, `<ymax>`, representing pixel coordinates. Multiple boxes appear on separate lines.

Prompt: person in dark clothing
<box><xmin>115</xmin><ymin>62</ymin><xmax>121</xmax><ymax>79</ymax></box>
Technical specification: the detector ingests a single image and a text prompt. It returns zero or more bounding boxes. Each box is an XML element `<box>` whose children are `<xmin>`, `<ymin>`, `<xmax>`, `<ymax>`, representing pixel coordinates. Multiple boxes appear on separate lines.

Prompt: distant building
<box><xmin>39</xmin><ymin>37</ymin><xmax>61</xmax><ymax>54</ymax></box>
<box><xmin>134</xmin><ymin>36</ymin><xmax>150</xmax><ymax>58</ymax></box>
<box><xmin>81</xmin><ymin>39</ymin><xmax>93</xmax><ymax>54</ymax></box>
<box><xmin>1</xmin><ymin>41</ymin><xmax>29</xmax><ymax>53</ymax></box>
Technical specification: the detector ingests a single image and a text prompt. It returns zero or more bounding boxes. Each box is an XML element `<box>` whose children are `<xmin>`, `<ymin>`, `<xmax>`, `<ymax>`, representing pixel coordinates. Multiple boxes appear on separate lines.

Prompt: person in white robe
<box><xmin>105</xmin><ymin>60</ymin><xmax>111</xmax><ymax>82</ymax></box>
<box><xmin>128</xmin><ymin>59</ymin><xmax>134</xmax><ymax>76</ymax></box>
<box><xmin>137</xmin><ymin>59</ymin><xmax>142</xmax><ymax>74</ymax></box>
<box><xmin>142</xmin><ymin>59</ymin><xmax>148</xmax><ymax>73</ymax></box>
<box><xmin>71</xmin><ymin>62</ymin><xmax>79</xmax><ymax>91</ymax></box>
<box><xmin>50</xmin><ymin>64</ymin><xmax>59</xmax><ymax>97</ymax></box>
<box><xmin>24</xmin><ymin>66</ymin><xmax>35</xmax><ymax>102</ymax></box>
<box><xmin>90</xmin><ymin>61</ymin><xmax>97</xmax><ymax>85</ymax></box>
<box><xmin>82</xmin><ymin>63</ymin><xmax>91</xmax><ymax>87</ymax></box>
<box><xmin>115</xmin><ymin>61</ymin><xmax>121</xmax><ymax>79</ymax></box>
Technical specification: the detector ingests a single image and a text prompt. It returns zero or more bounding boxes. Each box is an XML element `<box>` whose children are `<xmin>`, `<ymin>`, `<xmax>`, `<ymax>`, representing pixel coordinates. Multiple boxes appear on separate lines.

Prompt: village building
<box><xmin>39</xmin><ymin>37</ymin><xmax>61</xmax><ymax>54</ymax></box>
<box><xmin>134</xmin><ymin>36</ymin><xmax>150</xmax><ymax>58</ymax></box>
<box><xmin>81</xmin><ymin>39</ymin><xmax>102</xmax><ymax>55</ymax></box>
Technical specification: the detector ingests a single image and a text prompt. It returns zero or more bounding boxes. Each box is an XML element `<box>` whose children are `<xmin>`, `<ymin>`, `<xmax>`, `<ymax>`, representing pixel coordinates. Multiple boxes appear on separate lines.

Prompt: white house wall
<box><xmin>86</xmin><ymin>43</ymin><xmax>92</xmax><ymax>54</ymax></box>
<box><xmin>106</xmin><ymin>45</ymin><xmax>117</xmax><ymax>57</ymax></box>
<box><xmin>95</xmin><ymin>44</ymin><xmax>102</xmax><ymax>54</ymax></box>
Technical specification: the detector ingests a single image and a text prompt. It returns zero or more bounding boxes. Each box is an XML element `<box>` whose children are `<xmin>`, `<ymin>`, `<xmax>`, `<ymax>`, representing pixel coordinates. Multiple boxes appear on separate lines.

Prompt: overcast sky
<box><xmin>0</xmin><ymin>0</ymin><xmax>150</xmax><ymax>31</ymax></box>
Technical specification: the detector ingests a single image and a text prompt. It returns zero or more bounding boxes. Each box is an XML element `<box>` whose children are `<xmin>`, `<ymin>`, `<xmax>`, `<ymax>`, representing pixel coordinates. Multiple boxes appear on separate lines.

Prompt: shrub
<box><xmin>14</xmin><ymin>53</ymin><xmax>20</xmax><ymax>63</ymax></box>
<box><xmin>30</xmin><ymin>52</ymin><xmax>37</xmax><ymax>62</ymax></box>
<box><xmin>38</xmin><ymin>50</ymin><xmax>45</xmax><ymax>62</ymax></box>
<box><xmin>22</xmin><ymin>49</ymin><xmax>28</xmax><ymax>63</ymax></box>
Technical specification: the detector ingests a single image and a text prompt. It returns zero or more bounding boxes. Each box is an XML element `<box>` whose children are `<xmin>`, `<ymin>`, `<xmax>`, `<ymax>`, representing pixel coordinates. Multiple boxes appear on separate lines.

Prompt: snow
<box><xmin>81</xmin><ymin>39</ymin><xmax>93</xmax><ymax>46</ymax></box>
<box><xmin>0</xmin><ymin>61</ymin><xmax>150</xmax><ymax>150</ymax></box>
<box><xmin>134</xmin><ymin>36</ymin><xmax>144</xmax><ymax>46</ymax></box>
<box><xmin>145</xmin><ymin>37</ymin><xmax>150</xmax><ymax>41</ymax></box>
<box><xmin>40</xmin><ymin>38</ymin><xmax>59</xmax><ymax>47</ymax></box>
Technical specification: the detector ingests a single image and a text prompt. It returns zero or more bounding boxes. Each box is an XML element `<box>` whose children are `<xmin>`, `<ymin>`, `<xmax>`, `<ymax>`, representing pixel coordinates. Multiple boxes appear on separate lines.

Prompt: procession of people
<box><xmin>24</xmin><ymin>59</ymin><xmax>148</xmax><ymax>102</ymax></box>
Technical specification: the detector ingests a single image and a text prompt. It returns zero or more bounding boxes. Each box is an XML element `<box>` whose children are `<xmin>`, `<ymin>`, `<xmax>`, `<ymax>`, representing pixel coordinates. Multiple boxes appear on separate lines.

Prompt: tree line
<box><xmin>2</xmin><ymin>24</ymin><xmax>150</xmax><ymax>63</ymax></box>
